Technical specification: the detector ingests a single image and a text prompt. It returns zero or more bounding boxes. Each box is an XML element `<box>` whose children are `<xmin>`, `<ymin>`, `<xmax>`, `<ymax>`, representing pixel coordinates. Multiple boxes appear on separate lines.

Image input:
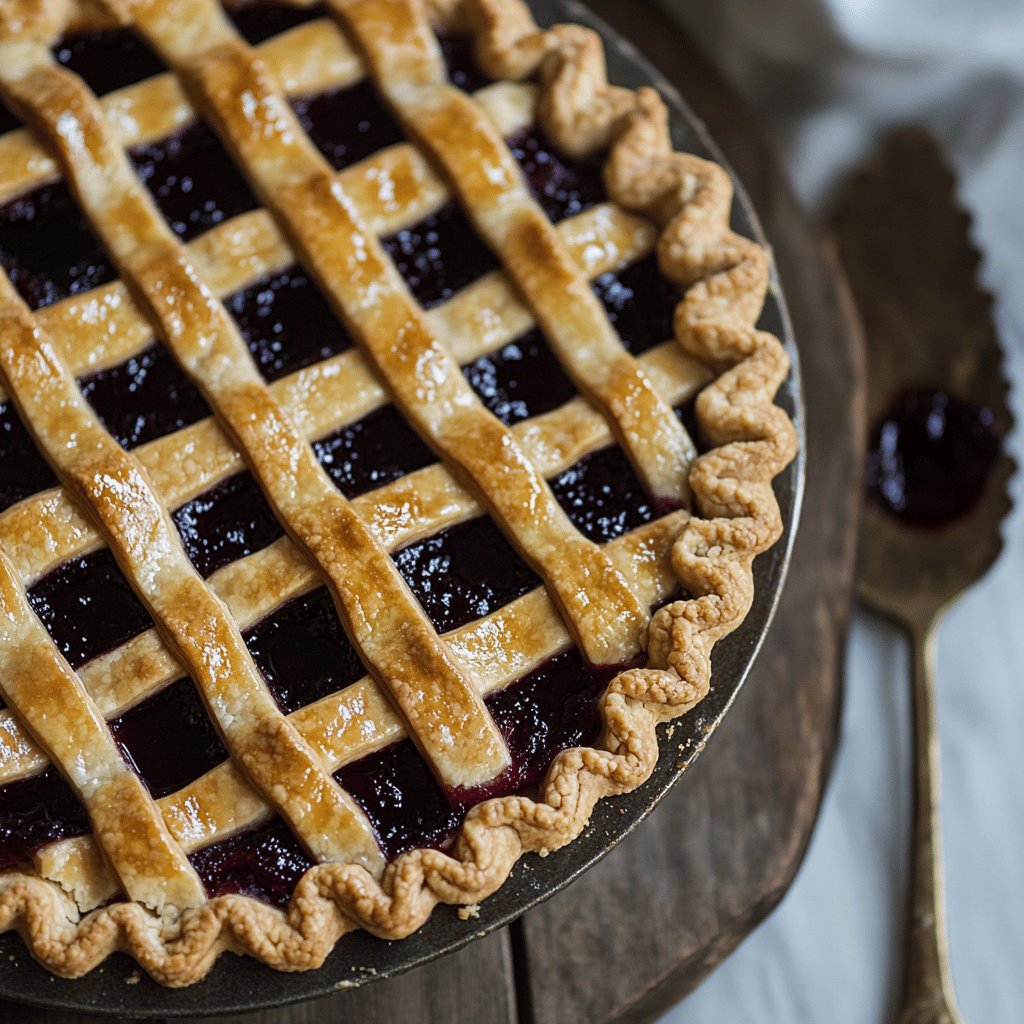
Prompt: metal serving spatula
<box><xmin>832</xmin><ymin>129</ymin><xmax>1015</xmax><ymax>1024</ymax></box>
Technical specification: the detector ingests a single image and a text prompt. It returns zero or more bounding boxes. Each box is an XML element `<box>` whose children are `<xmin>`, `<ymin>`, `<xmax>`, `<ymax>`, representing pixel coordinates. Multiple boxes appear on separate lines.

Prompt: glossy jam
<box><xmin>26</xmin><ymin>551</ymin><xmax>154</xmax><ymax>670</ymax></box>
<box><xmin>79</xmin><ymin>342</ymin><xmax>210</xmax><ymax>449</ymax></box>
<box><xmin>0</xmin><ymin>768</ymin><xmax>90</xmax><ymax>871</ymax></box>
<box><xmin>226</xmin><ymin>0</ymin><xmax>327</xmax><ymax>44</ymax></box>
<box><xmin>593</xmin><ymin>255</ymin><xmax>682</xmax><ymax>355</ymax></box>
<box><xmin>439</xmin><ymin>31</ymin><xmax>492</xmax><ymax>93</ymax></box>
<box><xmin>172</xmin><ymin>471</ymin><xmax>284</xmax><ymax>579</ymax></box>
<box><xmin>866</xmin><ymin>387</ymin><xmax>1002</xmax><ymax>528</ymax></box>
<box><xmin>225</xmin><ymin>264</ymin><xmax>355</xmax><ymax>382</ymax></box>
<box><xmin>52</xmin><ymin>28</ymin><xmax>164</xmax><ymax>96</ymax></box>
<box><xmin>0</xmin><ymin>403</ymin><xmax>57</xmax><ymax>513</ymax></box>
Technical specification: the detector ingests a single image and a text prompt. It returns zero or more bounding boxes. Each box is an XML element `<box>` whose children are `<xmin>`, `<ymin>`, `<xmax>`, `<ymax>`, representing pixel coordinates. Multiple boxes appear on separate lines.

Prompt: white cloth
<box><xmin>652</xmin><ymin>1</ymin><xmax>1024</xmax><ymax>1021</ymax></box>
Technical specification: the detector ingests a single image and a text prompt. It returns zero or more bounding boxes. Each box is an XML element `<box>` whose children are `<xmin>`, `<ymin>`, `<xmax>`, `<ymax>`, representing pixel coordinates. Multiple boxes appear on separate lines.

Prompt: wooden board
<box><xmin>0</xmin><ymin>5</ymin><xmax>863</xmax><ymax>1022</ymax></box>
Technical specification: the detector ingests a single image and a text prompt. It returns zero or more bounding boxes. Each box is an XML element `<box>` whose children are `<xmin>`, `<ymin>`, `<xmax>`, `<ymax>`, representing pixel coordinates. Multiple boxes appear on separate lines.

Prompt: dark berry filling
<box><xmin>438</xmin><ymin>32</ymin><xmax>491</xmax><ymax>94</ymax></box>
<box><xmin>507</xmin><ymin>125</ymin><xmax>606</xmax><ymax>224</ymax></box>
<box><xmin>393</xmin><ymin>517</ymin><xmax>540</xmax><ymax>633</ymax></box>
<box><xmin>52</xmin><ymin>28</ymin><xmax>164</xmax><ymax>96</ymax></box>
<box><xmin>291</xmin><ymin>80</ymin><xmax>405</xmax><ymax>171</ymax></box>
<box><xmin>866</xmin><ymin>387</ymin><xmax>1002</xmax><ymax>528</ymax></box>
<box><xmin>111</xmin><ymin>678</ymin><xmax>227</xmax><ymax>798</ymax></box>
<box><xmin>79</xmin><ymin>342</ymin><xmax>210</xmax><ymax>449</ymax></box>
<box><xmin>593</xmin><ymin>255</ymin><xmax>681</xmax><ymax>356</ymax></box>
<box><xmin>314</xmin><ymin>404</ymin><xmax>436</xmax><ymax>498</ymax></box>
<box><xmin>172</xmin><ymin>472</ymin><xmax>284</xmax><ymax>579</ymax></box>
<box><xmin>462</xmin><ymin>328</ymin><xmax>576</xmax><ymax>427</ymax></box>
<box><xmin>225</xmin><ymin>0</ymin><xmax>327</xmax><ymax>45</ymax></box>
<box><xmin>550</xmin><ymin>445</ymin><xmax>655</xmax><ymax>544</ymax></box>
<box><xmin>0</xmin><ymin>100</ymin><xmax>18</xmax><ymax>136</ymax></box>
<box><xmin>0</xmin><ymin>179</ymin><xmax>115</xmax><ymax>310</ymax></box>
<box><xmin>129</xmin><ymin>121</ymin><xmax>259</xmax><ymax>243</ymax></box>
<box><xmin>26</xmin><ymin>550</ymin><xmax>154</xmax><ymax>669</ymax></box>
<box><xmin>225</xmin><ymin>264</ymin><xmax>353</xmax><ymax>382</ymax></box>
<box><xmin>0</xmin><ymin>767</ymin><xmax>90</xmax><ymax>871</ymax></box>
<box><xmin>244</xmin><ymin>588</ymin><xmax>366</xmax><ymax>715</ymax></box>
<box><xmin>383</xmin><ymin>202</ymin><xmax>499</xmax><ymax>309</ymax></box>
<box><xmin>0</xmin><ymin>402</ymin><xmax>57</xmax><ymax>513</ymax></box>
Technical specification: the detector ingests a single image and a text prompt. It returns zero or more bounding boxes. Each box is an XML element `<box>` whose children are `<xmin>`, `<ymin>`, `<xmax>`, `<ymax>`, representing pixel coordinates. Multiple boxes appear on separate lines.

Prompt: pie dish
<box><xmin>0</xmin><ymin>0</ymin><xmax>798</xmax><ymax>989</ymax></box>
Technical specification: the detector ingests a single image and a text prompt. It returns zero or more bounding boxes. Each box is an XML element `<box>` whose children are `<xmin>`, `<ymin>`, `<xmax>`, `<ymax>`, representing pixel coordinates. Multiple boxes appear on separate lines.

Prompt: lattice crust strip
<box><xmin>0</xmin><ymin>0</ymin><xmax>798</xmax><ymax>986</ymax></box>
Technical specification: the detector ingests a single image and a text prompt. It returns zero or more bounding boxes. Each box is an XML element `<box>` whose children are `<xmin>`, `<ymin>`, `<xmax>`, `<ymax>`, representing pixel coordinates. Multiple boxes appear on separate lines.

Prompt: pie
<box><xmin>0</xmin><ymin>0</ymin><xmax>797</xmax><ymax>987</ymax></box>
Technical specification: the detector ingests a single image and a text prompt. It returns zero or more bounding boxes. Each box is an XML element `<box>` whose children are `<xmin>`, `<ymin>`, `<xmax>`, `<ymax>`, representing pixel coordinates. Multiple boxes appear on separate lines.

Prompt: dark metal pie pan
<box><xmin>0</xmin><ymin>1</ymin><xmax>805</xmax><ymax>1015</ymax></box>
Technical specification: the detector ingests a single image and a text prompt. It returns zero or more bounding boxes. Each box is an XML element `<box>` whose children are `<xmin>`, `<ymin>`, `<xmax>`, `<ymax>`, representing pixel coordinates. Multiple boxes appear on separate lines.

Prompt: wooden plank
<box><xmin>513</xmin><ymin>3</ymin><xmax>864</xmax><ymax>1023</ymax></box>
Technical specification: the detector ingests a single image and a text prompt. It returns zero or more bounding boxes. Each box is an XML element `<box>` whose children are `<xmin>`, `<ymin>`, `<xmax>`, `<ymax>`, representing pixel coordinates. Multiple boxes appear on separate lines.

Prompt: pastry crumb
<box><xmin>458</xmin><ymin>904</ymin><xmax>481</xmax><ymax>920</ymax></box>
<box><xmin>125</xmin><ymin>970</ymin><xmax>141</xmax><ymax>985</ymax></box>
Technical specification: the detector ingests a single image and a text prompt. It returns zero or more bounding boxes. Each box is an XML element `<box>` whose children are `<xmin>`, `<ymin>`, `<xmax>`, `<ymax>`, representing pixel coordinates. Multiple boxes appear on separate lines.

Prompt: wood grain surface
<box><xmin>0</xmin><ymin>4</ymin><xmax>863</xmax><ymax>1022</ymax></box>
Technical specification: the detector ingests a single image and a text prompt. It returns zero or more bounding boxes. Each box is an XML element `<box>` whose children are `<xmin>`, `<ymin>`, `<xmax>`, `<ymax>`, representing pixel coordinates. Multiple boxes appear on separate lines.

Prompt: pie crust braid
<box><xmin>0</xmin><ymin>0</ymin><xmax>798</xmax><ymax>985</ymax></box>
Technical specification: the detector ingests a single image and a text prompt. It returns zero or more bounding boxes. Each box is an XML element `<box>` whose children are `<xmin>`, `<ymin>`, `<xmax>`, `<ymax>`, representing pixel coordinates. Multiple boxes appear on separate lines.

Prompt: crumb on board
<box><xmin>125</xmin><ymin>970</ymin><xmax>141</xmax><ymax>985</ymax></box>
<box><xmin>458</xmin><ymin>904</ymin><xmax>481</xmax><ymax>921</ymax></box>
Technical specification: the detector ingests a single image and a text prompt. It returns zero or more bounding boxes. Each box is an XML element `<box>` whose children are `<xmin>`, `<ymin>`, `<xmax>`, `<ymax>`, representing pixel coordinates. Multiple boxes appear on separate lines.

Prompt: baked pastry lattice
<box><xmin>0</xmin><ymin>0</ymin><xmax>797</xmax><ymax>985</ymax></box>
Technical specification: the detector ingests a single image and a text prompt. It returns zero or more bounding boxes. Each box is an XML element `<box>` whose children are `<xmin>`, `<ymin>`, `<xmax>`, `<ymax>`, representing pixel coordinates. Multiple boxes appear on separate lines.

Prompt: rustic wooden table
<box><xmin>0</xmin><ymin>3</ymin><xmax>864</xmax><ymax>1022</ymax></box>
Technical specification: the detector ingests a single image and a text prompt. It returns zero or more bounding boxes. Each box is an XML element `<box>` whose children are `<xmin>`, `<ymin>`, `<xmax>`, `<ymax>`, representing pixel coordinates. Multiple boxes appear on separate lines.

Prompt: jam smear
<box><xmin>438</xmin><ymin>32</ymin><xmax>491</xmax><ymax>94</ymax></box>
<box><xmin>314</xmin><ymin>404</ymin><xmax>437</xmax><ymax>498</ymax></box>
<box><xmin>462</xmin><ymin>328</ymin><xmax>576</xmax><ymax>427</ymax></box>
<box><xmin>0</xmin><ymin>402</ymin><xmax>57</xmax><ymax>513</ymax></box>
<box><xmin>550</xmin><ymin>445</ymin><xmax>656</xmax><ymax>544</ymax></box>
<box><xmin>866</xmin><ymin>387</ymin><xmax>1002</xmax><ymax>527</ymax></box>
<box><xmin>383</xmin><ymin>202</ymin><xmax>499</xmax><ymax>309</ymax></box>
<box><xmin>27</xmin><ymin>550</ymin><xmax>154</xmax><ymax>669</ymax></box>
<box><xmin>393</xmin><ymin>517</ymin><xmax>541</xmax><ymax>634</ymax></box>
<box><xmin>226</xmin><ymin>0</ymin><xmax>327</xmax><ymax>45</ymax></box>
<box><xmin>593</xmin><ymin>254</ymin><xmax>682</xmax><ymax>356</ymax></box>
<box><xmin>129</xmin><ymin>121</ymin><xmax>259</xmax><ymax>243</ymax></box>
<box><xmin>52</xmin><ymin>28</ymin><xmax>165</xmax><ymax>96</ymax></box>
<box><xmin>79</xmin><ymin>342</ymin><xmax>210</xmax><ymax>449</ymax></box>
<box><xmin>173</xmin><ymin>471</ymin><xmax>284</xmax><ymax>579</ymax></box>
<box><xmin>225</xmin><ymin>264</ymin><xmax>354</xmax><ymax>382</ymax></box>
<box><xmin>291</xmin><ymin>81</ymin><xmax>406</xmax><ymax>172</ymax></box>
<box><xmin>111</xmin><ymin>677</ymin><xmax>227</xmax><ymax>798</ymax></box>
<box><xmin>0</xmin><ymin>767</ymin><xmax>90</xmax><ymax>871</ymax></box>
<box><xmin>245</xmin><ymin>588</ymin><xmax>367</xmax><ymax>715</ymax></box>
<box><xmin>0</xmin><ymin>180</ymin><xmax>116</xmax><ymax>310</ymax></box>
<box><xmin>507</xmin><ymin>125</ymin><xmax>606</xmax><ymax>225</ymax></box>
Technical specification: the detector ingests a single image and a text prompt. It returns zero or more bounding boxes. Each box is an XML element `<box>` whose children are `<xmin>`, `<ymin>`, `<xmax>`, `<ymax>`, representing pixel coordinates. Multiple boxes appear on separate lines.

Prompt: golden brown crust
<box><xmin>0</xmin><ymin>0</ymin><xmax>797</xmax><ymax>985</ymax></box>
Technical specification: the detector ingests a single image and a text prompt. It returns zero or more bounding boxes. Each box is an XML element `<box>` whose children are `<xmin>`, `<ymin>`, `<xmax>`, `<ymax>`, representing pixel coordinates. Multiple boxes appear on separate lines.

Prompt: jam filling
<box><xmin>866</xmin><ymin>387</ymin><xmax>1002</xmax><ymax>528</ymax></box>
<box><xmin>593</xmin><ymin>255</ymin><xmax>682</xmax><ymax>356</ymax></box>
<box><xmin>439</xmin><ymin>31</ymin><xmax>492</xmax><ymax>94</ymax></box>
<box><xmin>52</xmin><ymin>28</ymin><xmax>164</xmax><ymax>96</ymax></box>
<box><xmin>225</xmin><ymin>0</ymin><xmax>327</xmax><ymax>45</ymax></box>
<box><xmin>0</xmin><ymin>101</ymin><xmax>18</xmax><ymax>137</ymax></box>
<box><xmin>0</xmin><ymin>402</ymin><xmax>57</xmax><ymax>513</ymax></box>
<box><xmin>26</xmin><ymin>550</ymin><xmax>155</xmax><ymax>670</ymax></box>
<box><xmin>225</xmin><ymin>264</ymin><xmax>355</xmax><ymax>382</ymax></box>
<box><xmin>314</xmin><ymin>404</ymin><xmax>437</xmax><ymax>498</ymax></box>
<box><xmin>111</xmin><ymin>678</ymin><xmax>227</xmax><ymax>799</ymax></box>
<box><xmin>0</xmin><ymin>768</ymin><xmax>90</xmax><ymax>871</ymax></box>
<box><xmin>79</xmin><ymin>342</ymin><xmax>210</xmax><ymax>450</ymax></box>
<box><xmin>172</xmin><ymin>471</ymin><xmax>284</xmax><ymax>579</ymax></box>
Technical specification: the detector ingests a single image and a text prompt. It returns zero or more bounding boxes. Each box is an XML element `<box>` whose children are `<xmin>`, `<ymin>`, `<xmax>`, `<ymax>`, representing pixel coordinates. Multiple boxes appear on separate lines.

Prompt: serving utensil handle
<box><xmin>896</xmin><ymin>619</ymin><xmax>965</xmax><ymax>1024</ymax></box>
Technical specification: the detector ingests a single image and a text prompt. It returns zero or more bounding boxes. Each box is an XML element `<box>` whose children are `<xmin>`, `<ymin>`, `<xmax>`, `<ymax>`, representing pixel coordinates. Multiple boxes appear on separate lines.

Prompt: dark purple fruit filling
<box><xmin>244</xmin><ymin>588</ymin><xmax>367</xmax><ymax>715</ymax></box>
<box><xmin>111</xmin><ymin>677</ymin><xmax>227</xmax><ymax>798</ymax></box>
<box><xmin>225</xmin><ymin>0</ymin><xmax>327</xmax><ymax>45</ymax></box>
<box><xmin>172</xmin><ymin>472</ymin><xmax>284</xmax><ymax>579</ymax></box>
<box><xmin>594</xmin><ymin>255</ymin><xmax>681</xmax><ymax>356</ymax></box>
<box><xmin>314</xmin><ymin>404</ymin><xmax>436</xmax><ymax>498</ymax></box>
<box><xmin>0</xmin><ymin>767</ymin><xmax>90</xmax><ymax>871</ymax></box>
<box><xmin>129</xmin><ymin>121</ymin><xmax>259</xmax><ymax>243</ymax></box>
<box><xmin>866</xmin><ymin>387</ymin><xmax>1002</xmax><ymax>528</ymax></box>
<box><xmin>438</xmin><ymin>32</ymin><xmax>491</xmax><ymax>94</ymax></box>
<box><xmin>507</xmin><ymin>125</ymin><xmax>606</xmax><ymax>224</ymax></box>
<box><xmin>79</xmin><ymin>342</ymin><xmax>210</xmax><ymax>449</ymax></box>
<box><xmin>0</xmin><ymin>402</ymin><xmax>57</xmax><ymax>513</ymax></box>
<box><xmin>27</xmin><ymin>550</ymin><xmax>154</xmax><ymax>669</ymax></box>
<box><xmin>0</xmin><ymin>179</ymin><xmax>116</xmax><ymax>310</ymax></box>
<box><xmin>190</xmin><ymin>818</ymin><xmax>313</xmax><ymax>907</ymax></box>
<box><xmin>550</xmin><ymin>445</ymin><xmax>655</xmax><ymax>544</ymax></box>
<box><xmin>675</xmin><ymin>398</ymin><xmax>707</xmax><ymax>455</ymax></box>
<box><xmin>462</xmin><ymin>328</ymin><xmax>576</xmax><ymax>427</ymax></box>
<box><xmin>225</xmin><ymin>264</ymin><xmax>354</xmax><ymax>382</ymax></box>
<box><xmin>52</xmin><ymin>28</ymin><xmax>165</xmax><ymax>96</ymax></box>
<box><xmin>393</xmin><ymin>517</ymin><xmax>540</xmax><ymax>634</ymax></box>
<box><xmin>383</xmin><ymin>202</ymin><xmax>499</xmax><ymax>309</ymax></box>
<box><xmin>291</xmin><ymin>80</ymin><xmax>406</xmax><ymax>172</ymax></box>
<box><xmin>0</xmin><ymin>101</ymin><xmax>18</xmax><ymax>137</ymax></box>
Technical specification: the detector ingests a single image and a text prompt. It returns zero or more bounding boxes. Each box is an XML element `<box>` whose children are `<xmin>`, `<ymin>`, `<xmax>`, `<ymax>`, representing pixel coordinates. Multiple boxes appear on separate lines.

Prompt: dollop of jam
<box><xmin>866</xmin><ymin>387</ymin><xmax>1002</xmax><ymax>527</ymax></box>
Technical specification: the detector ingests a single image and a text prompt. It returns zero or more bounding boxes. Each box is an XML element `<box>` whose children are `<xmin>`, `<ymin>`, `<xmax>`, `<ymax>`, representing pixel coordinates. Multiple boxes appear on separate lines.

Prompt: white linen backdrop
<box><xmin>653</xmin><ymin>1</ymin><xmax>1024</xmax><ymax>1022</ymax></box>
